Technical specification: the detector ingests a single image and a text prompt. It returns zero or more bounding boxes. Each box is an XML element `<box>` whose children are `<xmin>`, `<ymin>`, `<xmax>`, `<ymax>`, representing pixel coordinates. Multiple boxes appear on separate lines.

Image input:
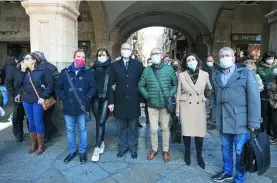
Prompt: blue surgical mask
<box><xmin>219</xmin><ymin>57</ymin><xmax>234</xmax><ymax>69</ymax></box>
<box><xmin>187</xmin><ymin>60</ymin><xmax>198</xmax><ymax>71</ymax></box>
<box><xmin>207</xmin><ymin>62</ymin><xmax>214</xmax><ymax>67</ymax></box>
<box><xmin>151</xmin><ymin>55</ymin><xmax>161</xmax><ymax>64</ymax></box>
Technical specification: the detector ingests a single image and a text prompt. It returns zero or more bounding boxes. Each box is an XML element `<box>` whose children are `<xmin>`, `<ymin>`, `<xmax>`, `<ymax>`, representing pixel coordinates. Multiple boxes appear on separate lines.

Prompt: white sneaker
<box><xmin>99</xmin><ymin>141</ymin><xmax>105</xmax><ymax>154</ymax></box>
<box><xmin>91</xmin><ymin>147</ymin><xmax>101</xmax><ymax>162</ymax></box>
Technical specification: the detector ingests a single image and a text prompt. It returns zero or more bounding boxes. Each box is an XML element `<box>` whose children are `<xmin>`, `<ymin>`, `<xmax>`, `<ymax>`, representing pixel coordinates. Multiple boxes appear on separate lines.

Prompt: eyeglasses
<box><xmin>24</xmin><ymin>57</ymin><xmax>33</xmax><ymax>61</ymax></box>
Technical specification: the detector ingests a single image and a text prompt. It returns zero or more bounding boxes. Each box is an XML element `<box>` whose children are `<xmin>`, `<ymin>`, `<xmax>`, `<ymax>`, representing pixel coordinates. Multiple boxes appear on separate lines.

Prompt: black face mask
<box><xmin>173</xmin><ymin>65</ymin><xmax>178</xmax><ymax>71</ymax></box>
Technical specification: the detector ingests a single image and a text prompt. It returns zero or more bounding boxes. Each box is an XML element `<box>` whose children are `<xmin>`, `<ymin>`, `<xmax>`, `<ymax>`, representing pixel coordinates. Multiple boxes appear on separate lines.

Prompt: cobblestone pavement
<box><xmin>0</xmin><ymin>116</ymin><xmax>276</xmax><ymax>183</ymax></box>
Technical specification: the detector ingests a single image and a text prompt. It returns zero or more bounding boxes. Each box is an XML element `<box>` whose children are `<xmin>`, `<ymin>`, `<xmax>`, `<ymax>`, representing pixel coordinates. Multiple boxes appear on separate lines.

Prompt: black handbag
<box><xmin>170</xmin><ymin>115</ymin><xmax>181</xmax><ymax>144</ymax></box>
<box><xmin>151</xmin><ymin>67</ymin><xmax>176</xmax><ymax>113</ymax></box>
<box><xmin>65</xmin><ymin>70</ymin><xmax>91</xmax><ymax>121</ymax></box>
<box><xmin>240</xmin><ymin>130</ymin><xmax>271</xmax><ymax>175</ymax></box>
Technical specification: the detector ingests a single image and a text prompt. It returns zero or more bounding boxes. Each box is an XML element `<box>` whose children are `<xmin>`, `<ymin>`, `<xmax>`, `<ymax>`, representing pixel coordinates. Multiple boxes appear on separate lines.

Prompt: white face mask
<box><xmin>151</xmin><ymin>55</ymin><xmax>162</xmax><ymax>64</ymax></box>
<box><xmin>187</xmin><ymin>60</ymin><xmax>198</xmax><ymax>71</ymax></box>
<box><xmin>147</xmin><ymin>63</ymin><xmax>153</xmax><ymax>67</ymax></box>
<box><xmin>219</xmin><ymin>57</ymin><xmax>234</xmax><ymax>69</ymax></box>
<box><xmin>207</xmin><ymin>62</ymin><xmax>214</xmax><ymax>67</ymax></box>
<box><xmin>98</xmin><ymin>56</ymin><xmax>108</xmax><ymax>63</ymax></box>
<box><xmin>266</xmin><ymin>58</ymin><xmax>274</xmax><ymax>65</ymax></box>
<box><xmin>121</xmin><ymin>50</ymin><xmax>132</xmax><ymax>58</ymax></box>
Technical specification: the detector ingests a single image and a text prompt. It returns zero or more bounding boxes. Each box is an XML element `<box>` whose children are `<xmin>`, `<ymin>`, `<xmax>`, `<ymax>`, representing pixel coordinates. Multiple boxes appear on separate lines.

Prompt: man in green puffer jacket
<box><xmin>138</xmin><ymin>48</ymin><xmax>177</xmax><ymax>163</ymax></box>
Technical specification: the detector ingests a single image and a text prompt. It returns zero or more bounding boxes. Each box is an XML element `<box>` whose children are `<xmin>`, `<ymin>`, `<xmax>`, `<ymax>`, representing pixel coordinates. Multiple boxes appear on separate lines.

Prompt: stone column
<box><xmin>21</xmin><ymin>1</ymin><xmax>80</xmax><ymax>71</ymax></box>
<box><xmin>0</xmin><ymin>43</ymin><xmax>7</xmax><ymax>66</ymax></box>
<box><xmin>266</xmin><ymin>9</ymin><xmax>277</xmax><ymax>53</ymax></box>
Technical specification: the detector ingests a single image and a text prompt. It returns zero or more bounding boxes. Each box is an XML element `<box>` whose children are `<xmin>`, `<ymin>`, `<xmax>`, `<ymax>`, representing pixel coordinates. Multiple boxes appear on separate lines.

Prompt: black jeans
<box><xmin>92</xmin><ymin>98</ymin><xmax>109</xmax><ymax>147</ymax></box>
<box><xmin>117</xmin><ymin>118</ymin><xmax>138</xmax><ymax>153</ymax></box>
<box><xmin>44</xmin><ymin>104</ymin><xmax>58</xmax><ymax>139</ymax></box>
<box><xmin>12</xmin><ymin>102</ymin><xmax>26</xmax><ymax>139</ymax></box>
<box><xmin>270</xmin><ymin>109</ymin><xmax>277</xmax><ymax>137</ymax></box>
<box><xmin>261</xmin><ymin>99</ymin><xmax>276</xmax><ymax>136</ymax></box>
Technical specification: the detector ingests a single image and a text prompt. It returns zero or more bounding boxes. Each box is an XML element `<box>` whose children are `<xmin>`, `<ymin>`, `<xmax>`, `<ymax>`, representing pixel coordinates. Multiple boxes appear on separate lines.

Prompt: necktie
<box><xmin>125</xmin><ymin>62</ymin><xmax>129</xmax><ymax>70</ymax></box>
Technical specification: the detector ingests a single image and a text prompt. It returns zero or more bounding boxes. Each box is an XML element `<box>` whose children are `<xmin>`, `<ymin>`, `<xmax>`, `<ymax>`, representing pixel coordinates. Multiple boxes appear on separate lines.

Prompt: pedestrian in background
<box><xmin>257</xmin><ymin>51</ymin><xmax>277</xmax><ymax>143</ymax></box>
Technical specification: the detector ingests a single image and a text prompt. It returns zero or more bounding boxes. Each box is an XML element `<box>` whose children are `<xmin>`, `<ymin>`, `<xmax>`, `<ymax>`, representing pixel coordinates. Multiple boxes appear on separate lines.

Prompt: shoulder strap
<box><xmin>28</xmin><ymin>71</ymin><xmax>40</xmax><ymax>99</ymax></box>
<box><xmin>65</xmin><ymin>70</ymin><xmax>86</xmax><ymax>113</ymax></box>
<box><xmin>151</xmin><ymin>67</ymin><xmax>167</xmax><ymax>101</ymax></box>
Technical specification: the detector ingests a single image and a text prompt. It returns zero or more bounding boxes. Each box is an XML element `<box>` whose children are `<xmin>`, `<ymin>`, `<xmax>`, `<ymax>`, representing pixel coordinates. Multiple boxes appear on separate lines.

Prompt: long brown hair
<box><xmin>24</xmin><ymin>52</ymin><xmax>42</xmax><ymax>68</ymax></box>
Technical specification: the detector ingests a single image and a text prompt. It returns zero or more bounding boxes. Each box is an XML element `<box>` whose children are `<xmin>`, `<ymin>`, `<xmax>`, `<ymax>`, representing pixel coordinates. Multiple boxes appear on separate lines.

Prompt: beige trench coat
<box><xmin>176</xmin><ymin>70</ymin><xmax>212</xmax><ymax>137</ymax></box>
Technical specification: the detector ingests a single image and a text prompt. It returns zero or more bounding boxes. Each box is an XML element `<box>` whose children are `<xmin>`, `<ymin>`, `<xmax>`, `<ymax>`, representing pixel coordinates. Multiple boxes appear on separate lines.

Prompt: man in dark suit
<box><xmin>108</xmin><ymin>43</ymin><xmax>144</xmax><ymax>159</ymax></box>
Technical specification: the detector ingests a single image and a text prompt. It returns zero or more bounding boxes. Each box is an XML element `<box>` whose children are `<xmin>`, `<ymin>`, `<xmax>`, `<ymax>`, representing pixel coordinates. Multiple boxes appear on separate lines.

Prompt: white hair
<box><xmin>219</xmin><ymin>47</ymin><xmax>234</xmax><ymax>56</ymax></box>
<box><xmin>150</xmin><ymin>48</ymin><xmax>163</xmax><ymax>56</ymax></box>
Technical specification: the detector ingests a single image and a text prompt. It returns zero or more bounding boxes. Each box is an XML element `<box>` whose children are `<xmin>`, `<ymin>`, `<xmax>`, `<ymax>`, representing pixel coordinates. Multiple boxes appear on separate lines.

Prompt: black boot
<box><xmin>195</xmin><ymin>137</ymin><xmax>205</xmax><ymax>169</ymax></box>
<box><xmin>183</xmin><ymin>136</ymin><xmax>191</xmax><ymax>165</ymax></box>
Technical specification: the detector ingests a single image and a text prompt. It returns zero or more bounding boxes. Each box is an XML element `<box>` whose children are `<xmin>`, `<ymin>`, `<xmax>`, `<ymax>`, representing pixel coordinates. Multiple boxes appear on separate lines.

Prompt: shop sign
<box><xmin>231</xmin><ymin>34</ymin><xmax>262</xmax><ymax>42</ymax></box>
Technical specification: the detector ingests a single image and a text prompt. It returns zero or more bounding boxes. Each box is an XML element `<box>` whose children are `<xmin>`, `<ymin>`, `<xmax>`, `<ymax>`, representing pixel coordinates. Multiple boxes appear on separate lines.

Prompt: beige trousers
<box><xmin>148</xmin><ymin>107</ymin><xmax>171</xmax><ymax>152</ymax></box>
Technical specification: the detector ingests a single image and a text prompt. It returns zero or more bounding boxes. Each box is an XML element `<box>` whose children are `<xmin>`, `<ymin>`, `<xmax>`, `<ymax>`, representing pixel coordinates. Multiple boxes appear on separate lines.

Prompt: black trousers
<box><xmin>261</xmin><ymin>99</ymin><xmax>277</xmax><ymax>136</ymax></box>
<box><xmin>12</xmin><ymin>102</ymin><xmax>26</xmax><ymax>139</ymax></box>
<box><xmin>92</xmin><ymin>98</ymin><xmax>109</xmax><ymax>147</ymax></box>
<box><xmin>270</xmin><ymin>109</ymin><xmax>277</xmax><ymax>137</ymax></box>
<box><xmin>44</xmin><ymin>104</ymin><xmax>58</xmax><ymax>139</ymax></box>
<box><xmin>183</xmin><ymin>136</ymin><xmax>204</xmax><ymax>152</ymax></box>
<box><xmin>117</xmin><ymin>117</ymin><xmax>138</xmax><ymax>153</ymax></box>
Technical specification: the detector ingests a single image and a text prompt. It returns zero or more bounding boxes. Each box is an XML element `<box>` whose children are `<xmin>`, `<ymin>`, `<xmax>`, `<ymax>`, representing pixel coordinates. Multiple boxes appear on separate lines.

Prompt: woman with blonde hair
<box><xmin>244</xmin><ymin>59</ymin><xmax>264</xmax><ymax>92</ymax></box>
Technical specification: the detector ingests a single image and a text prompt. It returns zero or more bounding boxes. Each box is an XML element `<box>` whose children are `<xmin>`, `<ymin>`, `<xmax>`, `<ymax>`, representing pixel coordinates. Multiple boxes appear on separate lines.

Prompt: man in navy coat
<box><xmin>211</xmin><ymin>47</ymin><xmax>262</xmax><ymax>183</ymax></box>
<box><xmin>108</xmin><ymin>43</ymin><xmax>144</xmax><ymax>159</ymax></box>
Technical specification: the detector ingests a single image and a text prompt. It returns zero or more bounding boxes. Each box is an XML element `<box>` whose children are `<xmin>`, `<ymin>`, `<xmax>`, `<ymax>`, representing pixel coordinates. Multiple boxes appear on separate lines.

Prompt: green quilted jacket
<box><xmin>138</xmin><ymin>63</ymin><xmax>177</xmax><ymax>109</ymax></box>
<box><xmin>257</xmin><ymin>60</ymin><xmax>277</xmax><ymax>86</ymax></box>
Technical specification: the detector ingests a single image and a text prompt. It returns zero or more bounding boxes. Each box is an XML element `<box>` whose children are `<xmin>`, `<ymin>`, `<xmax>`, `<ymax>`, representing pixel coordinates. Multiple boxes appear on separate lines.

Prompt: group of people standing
<box><xmin>4</xmin><ymin>41</ymin><xmax>276</xmax><ymax>183</ymax></box>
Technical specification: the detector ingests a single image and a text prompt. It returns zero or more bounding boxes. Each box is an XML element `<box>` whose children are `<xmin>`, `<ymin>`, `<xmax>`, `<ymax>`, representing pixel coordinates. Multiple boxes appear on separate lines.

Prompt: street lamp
<box><xmin>132</xmin><ymin>35</ymin><xmax>138</xmax><ymax>51</ymax></box>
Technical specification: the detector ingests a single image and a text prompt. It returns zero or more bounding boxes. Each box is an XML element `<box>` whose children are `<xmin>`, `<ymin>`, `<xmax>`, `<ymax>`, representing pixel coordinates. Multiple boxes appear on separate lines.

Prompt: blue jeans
<box><xmin>23</xmin><ymin>102</ymin><xmax>44</xmax><ymax>134</ymax></box>
<box><xmin>64</xmin><ymin>114</ymin><xmax>87</xmax><ymax>153</ymax></box>
<box><xmin>220</xmin><ymin>133</ymin><xmax>250</xmax><ymax>183</ymax></box>
<box><xmin>0</xmin><ymin>86</ymin><xmax>8</xmax><ymax>106</ymax></box>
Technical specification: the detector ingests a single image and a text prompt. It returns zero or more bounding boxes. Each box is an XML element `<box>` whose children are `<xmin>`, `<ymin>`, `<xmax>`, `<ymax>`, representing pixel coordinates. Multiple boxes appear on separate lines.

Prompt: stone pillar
<box><xmin>21</xmin><ymin>1</ymin><xmax>80</xmax><ymax>71</ymax></box>
<box><xmin>0</xmin><ymin>43</ymin><xmax>7</xmax><ymax>66</ymax></box>
<box><xmin>266</xmin><ymin>9</ymin><xmax>277</xmax><ymax>53</ymax></box>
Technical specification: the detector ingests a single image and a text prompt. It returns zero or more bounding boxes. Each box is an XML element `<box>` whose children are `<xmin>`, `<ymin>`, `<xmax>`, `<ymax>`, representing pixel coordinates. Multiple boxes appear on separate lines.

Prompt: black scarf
<box><xmin>92</xmin><ymin>60</ymin><xmax>111</xmax><ymax>94</ymax></box>
<box><xmin>187</xmin><ymin>68</ymin><xmax>199</xmax><ymax>84</ymax></box>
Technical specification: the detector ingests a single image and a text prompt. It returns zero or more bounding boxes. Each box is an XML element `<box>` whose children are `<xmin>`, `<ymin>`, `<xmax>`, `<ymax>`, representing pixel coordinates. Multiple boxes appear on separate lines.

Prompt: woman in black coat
<box><xmin>91</xmin><ymin>48</ymin><xmax>112</xmax><ymax>162</ymax></box>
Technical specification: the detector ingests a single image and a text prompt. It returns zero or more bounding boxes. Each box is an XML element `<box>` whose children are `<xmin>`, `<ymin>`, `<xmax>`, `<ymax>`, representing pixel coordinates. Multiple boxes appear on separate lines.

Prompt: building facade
<box><xmin>0</xmin><ymin>1</ymin><xmax>276</xmax><ymax>69</ymax></box>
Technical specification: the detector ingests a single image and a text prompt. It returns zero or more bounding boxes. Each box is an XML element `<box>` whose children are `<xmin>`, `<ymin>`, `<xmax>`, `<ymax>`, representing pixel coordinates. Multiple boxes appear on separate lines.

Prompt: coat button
<box><xmin>127</xmin><ymin>85</ymin><xmax>129</xmax><ymax>87</ymax></box>
<box><xmin>197</xmin><ymin>94</ymin><xmax>199</xmax><ymax>96</ymax></box>
<box><xmin>127</xmin><ymin>75</ymin><xmax>129</xmax><ymax>77</ymax></box>
<box><xmin>189</xmin><ymin>102</ymin><xmax>191</xmax><ymax>104</ymax></box>
<box><xmin>190</xmin><ymin>94</ymin><xmax>192</xmax><ymax>96</ymax></box>
<box><xmin>197</xmin><ymin>102</ymin><xmax>199</xmax><ymax>104</ymax></box>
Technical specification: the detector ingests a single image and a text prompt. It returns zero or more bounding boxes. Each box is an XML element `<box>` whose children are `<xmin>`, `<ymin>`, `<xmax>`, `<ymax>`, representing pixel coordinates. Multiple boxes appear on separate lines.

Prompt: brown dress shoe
<box><xmin>163</xmin><ymin>152</ymin><xmax>170</xmax><ymax>163</ymax></box>
<box><xmin>147</xmin><ymin>151</ymin><xmax>158</xmax><ymax>160</ymax></box>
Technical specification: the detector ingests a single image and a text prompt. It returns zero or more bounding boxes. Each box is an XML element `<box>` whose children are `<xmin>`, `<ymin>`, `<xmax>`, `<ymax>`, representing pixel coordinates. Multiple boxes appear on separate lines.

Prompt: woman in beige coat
<box><xmin>176</xmin><ymin>53</ymin><xmax>212</xmax><ymax>169</ymax></box>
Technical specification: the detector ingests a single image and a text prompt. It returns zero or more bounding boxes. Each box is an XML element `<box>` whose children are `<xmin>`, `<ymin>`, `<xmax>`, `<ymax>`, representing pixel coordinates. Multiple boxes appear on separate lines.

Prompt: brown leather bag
<box><xmin>27</xmin><ymin>71</ymin><xmax>56</xmax><ymax>110</ymax></box>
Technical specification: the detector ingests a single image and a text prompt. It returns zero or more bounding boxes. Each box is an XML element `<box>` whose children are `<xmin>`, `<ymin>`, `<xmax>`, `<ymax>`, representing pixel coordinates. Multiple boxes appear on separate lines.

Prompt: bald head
<box><xmin>121</xmin><ymin>43</ymin><xmax>131</xmax><ymax>50</ymax></box>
